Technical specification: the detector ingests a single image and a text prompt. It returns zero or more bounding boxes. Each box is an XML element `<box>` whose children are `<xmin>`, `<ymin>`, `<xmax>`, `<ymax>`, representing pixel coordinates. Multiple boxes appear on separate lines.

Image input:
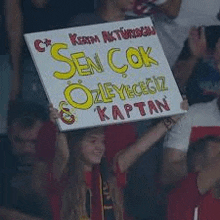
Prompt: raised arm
<box><xmin>32</xmin><ymin>106</ymin><xmax>69</xmax><ymax>195</ymax></box>
<box><xmin>160</xmin><ymin>102</ymin><xmax>197</xmax><ymax>185</ymax></box>
<box><xmin>117</xmin><ymin>118</ymin><xmax>177</xmax><ymax>173</ymax></box>
<box><xmin>173</xmin><ymin>27</ymin><xmax>207</xmax><ymax>93</ymax></box>
<box><xmin>5</xmin><ymin>0</ymin><xmax>23</xmax><ymax>100</ymax></box>
<box><xmin>116</xmin><ymin>99</ymin><xmax>188</xmax><ymax>173</ymax></box>
<box><xmin>49</xmin><ymin>106</ymin><xmax>69</xmax><ymax>181</ymax></box>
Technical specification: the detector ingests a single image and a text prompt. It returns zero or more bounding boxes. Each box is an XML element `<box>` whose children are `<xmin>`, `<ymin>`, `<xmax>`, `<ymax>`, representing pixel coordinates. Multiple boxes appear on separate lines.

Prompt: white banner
<box><xmin>24</xmin><ymin>17</ymin><xmax>184</xmax><ymax>131</ymax></box>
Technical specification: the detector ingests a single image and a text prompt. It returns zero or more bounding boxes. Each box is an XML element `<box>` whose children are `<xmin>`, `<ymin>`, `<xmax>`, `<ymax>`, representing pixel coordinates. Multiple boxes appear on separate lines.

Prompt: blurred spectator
<box><xmin>161</xmin><ymin>97</ymin><xmax>220</xmax><ymax>186</ymax></box>
<box><xmin>126</xmin><ymin>0</ymin><xmax>182</xmax><ymax>19</ymax></box>
<box><xmin>173</xmin><ymin>25</ymin><xmax>220</xmax><ymax>105</ymax></box>
<box><xmin>0</xmin><ymin>101</ymin><xmax>51</xmax><ymax>219</ymax></box>
<box><xmin>153</xmin><ymin>0</ymin><xmax>220</xmax><ymax>67</ymax></box>
<box><xmin>0</xmin><ymin>0</ymin><xmax>10</xmax><ymax>135</ymax></box>
<box><xmin>5</xmin><ymin>0</ymin><xmax>94</xmax><ymax>103</ymax></box>
<box><xmin>69</xmin><ymin>0</ymin><xmax>135</xmax><ymax>26</ymax></box>
<box><xmin>167</xmin><ymin>136</ymin><xmax>220</xmax><ymax>220</ymax></box>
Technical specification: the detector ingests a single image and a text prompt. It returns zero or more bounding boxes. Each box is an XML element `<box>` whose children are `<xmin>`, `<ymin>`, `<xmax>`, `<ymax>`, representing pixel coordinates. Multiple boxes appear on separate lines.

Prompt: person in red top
<box><xmin>30</xmin><ymin>99</ymin><xmax>187</xmax><ymax>220</ymax></box>
<box><xmin>167</xmin><ymin>136</ymin><xmax>220</xmax><ymax>220</ymax></box>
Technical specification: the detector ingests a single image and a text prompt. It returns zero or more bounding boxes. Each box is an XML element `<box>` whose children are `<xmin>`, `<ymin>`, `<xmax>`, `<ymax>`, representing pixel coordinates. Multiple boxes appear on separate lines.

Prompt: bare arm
<box><xmin>173</xmin><ymin>27</ymin><xmax>207</xmax><ymax>92</ymax></box>
<box><xmin>117</xmin><ymin>120</ymin><xmax>172</xmax><ymax>173</ymax></box>
<box><xmin>116</xmin><ymin>99</ymin><xmax>188</xmax><ymax>173</ymax></box>
<box><xmin>157</xmin><ymin>0</ymin><xmax>182</xmax><ymax>19</ymax></box>
<box><xmin>173</xmin><ymin>56</ymin><xmax>199</xmax><ymax>92</ymax></box>
<box><xmin>0</xmin><ymin>207</ymin><xmax>43</xmax><ymax>220</ymax></box>
<box><xmin>160</xmin><ymin>148</ymin><xmax>187</xmax><ymax>185</ymax></box>
<box><xmin>32</xmin><ymin>107</ymin><xmax>69</xmax><ymax>194</ymax></box>
<box><xmin>49</xmin><ymin>106</ymin><xmax>69</xmax><ymax>181</ymax></box>
<box><xmin>197</xmin><ymin>154</ymin><xmax>220</xmax><ymax>195</ymax></box>
<box><xmin>5</xmin><ymin>0</ymin><xmax>23</xmax><ymax>100</ymax></box>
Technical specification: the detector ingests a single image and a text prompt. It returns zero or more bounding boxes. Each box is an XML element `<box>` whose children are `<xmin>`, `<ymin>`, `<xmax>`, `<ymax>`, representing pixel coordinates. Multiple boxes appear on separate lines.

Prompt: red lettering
<box><xmin>134</xmin><ymin>102</ymin><xmax>146</xmax><ymax>116</ymax></box>
<box><xmin>34</xmin><ymin>39</ymin><xmax>45</xmax><ymax>52</ymax></box>
<box><xmin>112</xmin><ymin>105</ymin><xmax>125</xmax><ymax>120</ymax></box>
<box><xmin>69</xmin><ymin>33</ymin><xmax>78</xmax><ymax>45</ymax></box>
<box><xmin>96</xmin><ymin>106</ymin><xmax>110</xmax><ymax>121</ymax></box>
<box><xmin>155</xmin><ymin>98</ymin><xmax>170</xmax><ymax>112</ymax></box>
<box><xmin>102</xmin><ymin>31</ymin><xmax>117</xmax><ymax>43</ymax></box>
<box><xmin>124</xmin><ymin>104</ymin><xmax>133</xmax><ymax>118</ymax></box>
<box><xmin>148</xmin><ymin>100</ymin><xmax>159</xmax><ymax>115</ymax></box>
<box><xmin>90</xmin><ymin>35</ymin><xmax>100</xmax><ymax>44</ymax></box>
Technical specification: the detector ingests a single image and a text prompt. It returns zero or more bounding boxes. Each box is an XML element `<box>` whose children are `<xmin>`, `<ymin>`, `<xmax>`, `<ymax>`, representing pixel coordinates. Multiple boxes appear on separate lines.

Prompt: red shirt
<box><xmin>198</xmin><ymin>191</ymin><xmax>220</xmax><ymax>220</ymax></box>
<box><xmin>167</xmin><ymin>172</ymin><xmax>220</xmax><ymax>220</ymax></box>
<box><xmin>167</xmin><ymin>173</ymin><xmax>201</xmax><ymax>220</ymax></box>
<box><xmin>47</xmin><ymin>166</ymin><xmax>128</xmax><ymax>220</ymax></box>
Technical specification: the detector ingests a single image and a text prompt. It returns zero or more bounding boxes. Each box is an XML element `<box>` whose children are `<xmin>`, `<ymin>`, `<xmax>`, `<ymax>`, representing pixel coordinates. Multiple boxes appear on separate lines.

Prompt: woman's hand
<box><xmin>49</xmin><ymin>104</ymin><xmax>61</xmax><ymax>124</ymax></box>
<box><xmin>171</xmin><ymin>97</ymin><xmax>188</xmax><ymax>121</ymax></box>
<box><xmin>163</xmin><ymin>97</ymin><xmax>188</xmax><ymax>130</ymax></box>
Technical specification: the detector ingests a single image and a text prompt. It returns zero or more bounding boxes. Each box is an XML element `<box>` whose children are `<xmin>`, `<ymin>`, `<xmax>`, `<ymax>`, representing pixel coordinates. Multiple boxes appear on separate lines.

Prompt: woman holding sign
<box><xmin>32</xmin><ymin>99</ymin><xmax>187</xmax><ymax>220</ymax></box>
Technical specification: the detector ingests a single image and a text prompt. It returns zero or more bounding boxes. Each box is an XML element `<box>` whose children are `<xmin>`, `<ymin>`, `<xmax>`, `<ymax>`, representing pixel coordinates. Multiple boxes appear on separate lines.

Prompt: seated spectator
<box><xmin>167</xmin><ymin>136</ymin><xmax>220</xmax><ymax>220</ymax></box>
<box><xmin>173</xmin><ymin>25</ymin><xmax>220</xmax><ymax>105</ymax></box>
<box><xmin>0</xmin><ymin>101</ymin><xmax>51</xmax><ymax>220</ymax></box>
<box><xmin>161</xmin><ymin>96</ymin><xmax>220</xmax><ymax>186</ymax></box>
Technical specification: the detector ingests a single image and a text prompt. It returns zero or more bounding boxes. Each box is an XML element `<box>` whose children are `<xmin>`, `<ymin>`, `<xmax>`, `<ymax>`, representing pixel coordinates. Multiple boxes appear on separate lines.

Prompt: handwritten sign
<box><xmin>24</xmin><ymin>17</ymin><xmax>184</xmax><ymax>131</ymax></box>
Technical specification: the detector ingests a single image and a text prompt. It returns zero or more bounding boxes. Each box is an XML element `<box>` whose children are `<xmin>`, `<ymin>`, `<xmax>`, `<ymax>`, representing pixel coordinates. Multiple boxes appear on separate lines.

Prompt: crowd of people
<box><xmin>1</xmin><ymin>0</ymin><xmax>220</xmax><ymax>219</ymax></box>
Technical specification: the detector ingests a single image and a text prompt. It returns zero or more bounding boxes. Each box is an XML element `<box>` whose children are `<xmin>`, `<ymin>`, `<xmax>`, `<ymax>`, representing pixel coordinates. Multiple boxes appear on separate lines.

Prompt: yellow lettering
<box><xmin>108</xmin><ymin>48</ymin><xmax>128</xmax><ymax>74</ymax></box>
<box><xmin>124</xmin><ymin>85</ymin><xmax>135</xmax><ymax>98</ymax></box>
<box><xmin>126</xmin><ymin>47</ymin><xmax>143</xmax><ymax>69</ymax></box>
<box><xmin>64</xmin><ymin>83</ymin><xmax>93</xmax><ymax>110</ymax></box>
<box><xmin>92</xmin><ymin>89</ymin><xmax>103</xmax><ymax>104</ymax></box>
<box><xmin>71</xmin><ymin>52</ymin><xmax>92</xmax><ymax>76</ymax></box>
<box><xmin>153</xmin><ymin>76</ymin><xmax>161</xmax><ymax>91</ymax></box>
<box><xmin>103</xmin><ymin>83</ymin><xmax>115</xmax><ymax>99</ymax></box>
<box><xmin>132</xmin><ymin>84</ymin><xmax>142</xmax><ymax>97</ymax></box>
<box><xmin>157</xmin><ymin>76</ymin><xmax>168</xmax><ymax>91</ymax></box>
<box><xmin>98</xmin><ymin>83</ymin><xmax>113</xmax><ymax>103</ymax></box>
<box><xmin>146</xmin><ymin>78</ymin><xmax>157</xmax><ymax>94</ymax></box>
<box><xmin>139</xmin><ymin>81</ymin><xmax>149</xmax><ymax>95</ymax></box>
<box><xmin>138</xmin><ymin>47</ymin><xmax>158</xmax><ymax>67</ymax></box>
<box><xmin>51</xmin><ymin>43</ymin><xmax>76</xmax><ymax>80</ymax></box>
<box><xmin>112</xmin><ymin>84</ymin><xmax>126</xmax><ymax>100</ymax></box>
<box><xmin>86</xmin><ymin>53</ymin><xmax>104</xmax><ymax>74</ymax></box>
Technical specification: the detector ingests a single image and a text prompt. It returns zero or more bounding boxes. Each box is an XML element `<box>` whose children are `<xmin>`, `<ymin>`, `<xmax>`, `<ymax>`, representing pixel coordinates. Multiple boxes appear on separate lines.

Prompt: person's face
<box><xmin>207</xmin><ymin>141</ymin><xmax>220</xmax><ymax>160</ymax></box>
<box><xmin>115</xmin><ymin>0</ymin><xmax>135</xmax><ymax>12</ymax></box>
<box><xmin>193</xmin><ymin>141</ymin><xmax>220</xmax><ymax>171</ymax></box>
<box><xmin>10</xmin><ymin>121</ymin><xmax>42</xmax><ymax>165</ymax></box>
<box><xmin>81</xmin><ymin>129</ymin><xmax>105</xmax><ymax>167</ymax></box>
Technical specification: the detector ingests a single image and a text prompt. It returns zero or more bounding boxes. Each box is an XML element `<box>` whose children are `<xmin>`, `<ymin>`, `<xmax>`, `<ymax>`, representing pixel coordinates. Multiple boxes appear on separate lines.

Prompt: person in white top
<box><xmin>153</xmin><ymin>0</ymin><xmax>220</xmax><ymax>67</ymax></box>
<box><xmin>161</xmin><ymin>98</ymin><xmax>220</xmax><ymax>185</ymax></box>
